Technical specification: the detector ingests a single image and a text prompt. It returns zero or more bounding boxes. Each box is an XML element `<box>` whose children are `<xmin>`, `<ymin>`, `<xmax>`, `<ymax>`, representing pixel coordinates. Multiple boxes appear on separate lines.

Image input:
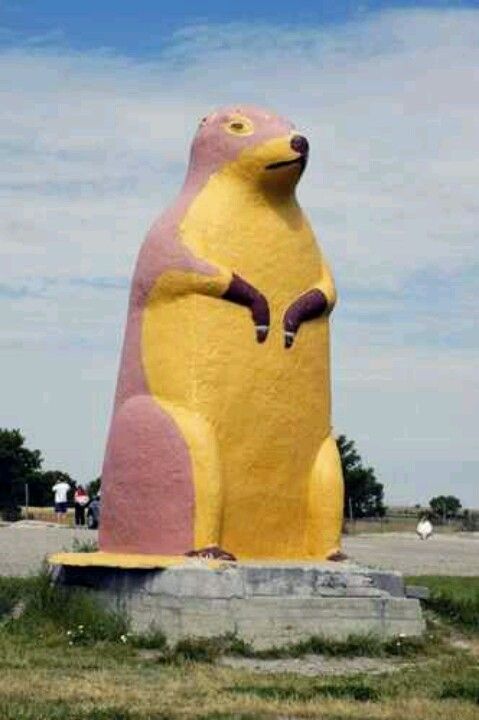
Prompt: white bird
<box><xmin>416</xmin><ymin>518</ymin><xmax>433</xmax><ymax>540</ymax></box>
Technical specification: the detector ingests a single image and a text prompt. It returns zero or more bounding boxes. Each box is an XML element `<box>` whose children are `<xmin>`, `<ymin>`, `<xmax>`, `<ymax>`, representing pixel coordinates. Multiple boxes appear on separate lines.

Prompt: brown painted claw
<box><xmin>283</xmin><ymin>289</ymin><xmax>328</xmax><ymax>349</ymax></box>
<box><xmin>223</xmin><ymin>274</ymin><xmax>270</xmax><ymax>344</ymax></box>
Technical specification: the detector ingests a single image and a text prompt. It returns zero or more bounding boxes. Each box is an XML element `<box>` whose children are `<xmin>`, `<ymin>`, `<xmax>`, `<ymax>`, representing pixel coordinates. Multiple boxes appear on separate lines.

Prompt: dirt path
<box><xmin>0</xmin><ymin>523</ymin><xmax>477</xmax><ymax>577</ymax></box>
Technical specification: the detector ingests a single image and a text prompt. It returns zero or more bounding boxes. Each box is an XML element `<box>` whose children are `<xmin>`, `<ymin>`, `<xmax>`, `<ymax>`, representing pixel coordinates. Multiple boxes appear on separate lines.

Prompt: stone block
<box><xmin>54</xmin><ymin>561</ymin><xmax>425</xmax><ymax>648</ymax></box>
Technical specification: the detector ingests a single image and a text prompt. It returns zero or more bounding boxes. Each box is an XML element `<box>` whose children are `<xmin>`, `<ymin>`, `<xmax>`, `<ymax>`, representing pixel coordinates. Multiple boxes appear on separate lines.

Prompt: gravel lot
<box><xmin>0</xmin><ymin>522</ymin><xmax>477</xmax><ymax>577</ymax></box>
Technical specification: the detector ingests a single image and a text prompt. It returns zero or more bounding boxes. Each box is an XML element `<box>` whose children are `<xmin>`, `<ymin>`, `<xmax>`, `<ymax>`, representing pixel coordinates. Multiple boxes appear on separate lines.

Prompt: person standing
<box><xmin>52</xmin><ymin>478</ymin><xmax>71</xmax><ymax>524</ymax></box>
<box><xmin>74</xmin><ymin>485</ymin><xmax>89</xmax><ymax>527</ymax></box>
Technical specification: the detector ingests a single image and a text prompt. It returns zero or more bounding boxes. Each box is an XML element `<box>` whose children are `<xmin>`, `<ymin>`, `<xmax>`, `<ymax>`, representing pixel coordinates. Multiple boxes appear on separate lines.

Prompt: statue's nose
<box><xmin>290</xmin><ymin>135</ymin><xmax>309</xmax><ymax>155</ymax></box>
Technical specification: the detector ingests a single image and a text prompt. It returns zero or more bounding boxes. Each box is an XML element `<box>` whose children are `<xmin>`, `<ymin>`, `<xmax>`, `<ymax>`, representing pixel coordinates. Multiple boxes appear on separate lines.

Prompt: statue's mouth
<box><xmin>265</xmin><ymin>155</ymin><xmax>307</xmax><ymax>172</ymax></box>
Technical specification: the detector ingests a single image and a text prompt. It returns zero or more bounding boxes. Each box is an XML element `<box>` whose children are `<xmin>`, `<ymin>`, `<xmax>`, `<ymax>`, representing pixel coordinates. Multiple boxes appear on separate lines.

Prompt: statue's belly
<box><xmin>141</xmin><ymin>282</ymin><xmax>331</xmax><ymax>465</ymax></box>
<box><xmin>141</xmin><ymin>209</ymin><xmax>332</xmax><ymax>557</ymax></box>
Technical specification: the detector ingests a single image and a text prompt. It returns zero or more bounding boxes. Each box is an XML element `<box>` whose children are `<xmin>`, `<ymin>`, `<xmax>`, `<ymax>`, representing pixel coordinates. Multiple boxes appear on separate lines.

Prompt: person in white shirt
<box><xmin>416</xmin><ymin>516</ymin><xmax>433</xmax><ymax>540</ymax></box>
<box><xmin>52</xmin><ymin>480</ymin><xmax>71</xmax><ymax>524</ymax></box>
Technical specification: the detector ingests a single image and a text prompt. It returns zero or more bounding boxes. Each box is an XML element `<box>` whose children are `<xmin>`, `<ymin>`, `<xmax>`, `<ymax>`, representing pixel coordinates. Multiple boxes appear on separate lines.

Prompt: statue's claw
<box><xmin>284</xmin><ymin>330</ymin><xmax>296</xmax><ymax>349</ymax></box>
<box><xmin>256</xmin><ymin>325</ymin><xmax>269</xmax><ymax>343</ymax></box>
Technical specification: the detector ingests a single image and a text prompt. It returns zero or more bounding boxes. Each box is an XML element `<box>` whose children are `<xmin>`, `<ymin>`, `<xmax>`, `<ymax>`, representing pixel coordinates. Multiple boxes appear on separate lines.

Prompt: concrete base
<box><xmin>53</xmin><ymin>560</ymin><xmax>425</xmax><ymax>649</ymax></box>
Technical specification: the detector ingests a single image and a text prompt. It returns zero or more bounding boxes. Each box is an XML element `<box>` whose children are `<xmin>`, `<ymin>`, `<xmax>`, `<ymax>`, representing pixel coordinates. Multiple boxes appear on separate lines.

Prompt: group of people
<box><xmin>52</xmin><ymin>479</ymin><xmax>91</xmax><ymax>526</ymax></box>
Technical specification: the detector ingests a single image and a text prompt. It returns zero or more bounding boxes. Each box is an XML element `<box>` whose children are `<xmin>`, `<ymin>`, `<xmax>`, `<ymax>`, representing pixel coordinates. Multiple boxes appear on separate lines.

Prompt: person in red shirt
<box><xmin>74</xmin><ymin>485</ymin><xmax>89</xmax><ymax>527</ymax></box>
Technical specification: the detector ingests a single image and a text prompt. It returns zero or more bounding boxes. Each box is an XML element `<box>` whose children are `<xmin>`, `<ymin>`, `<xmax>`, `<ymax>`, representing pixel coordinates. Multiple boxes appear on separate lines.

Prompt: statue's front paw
<box><xmin>283</xmin><ymin>289</ymin><xmax>328</xmax><ymax>349</ymax></box>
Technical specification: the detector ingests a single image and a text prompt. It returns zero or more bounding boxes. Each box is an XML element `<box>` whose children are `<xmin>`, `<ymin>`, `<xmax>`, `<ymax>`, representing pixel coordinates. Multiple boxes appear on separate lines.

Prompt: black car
<box><xmin>87</xmin><ymin>495</ymin><xmax>101</xmax><ymax>530</ymax></box>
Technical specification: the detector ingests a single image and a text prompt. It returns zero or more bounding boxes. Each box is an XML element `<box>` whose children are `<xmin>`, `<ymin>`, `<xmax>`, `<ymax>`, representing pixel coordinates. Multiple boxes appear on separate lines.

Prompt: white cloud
<box><xmin>0</xmin><ymin>8</ymin><xmax>478</xmax><ymax>505</ymax></box>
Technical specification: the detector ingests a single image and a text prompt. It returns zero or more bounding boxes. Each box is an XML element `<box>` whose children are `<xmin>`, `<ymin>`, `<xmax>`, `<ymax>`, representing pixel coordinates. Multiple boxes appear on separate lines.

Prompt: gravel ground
<box><xmin>343</xmin><ymin>531</ymin><xmax>479</xmax><ymax>576</ymax></box>
<box><xmin>219</xmin><ymin>653</ymin><xmax>411</xmax><ymax>676</ymax></box>
<box><xmin>0</xmin><ymin>522</ymin><xmax>477</xmax><ymax>577</ymax></box>
<box><xmin>0</xmin><ymin>522</ymin><xmax>98</xmax><ymax>577</ymax></box>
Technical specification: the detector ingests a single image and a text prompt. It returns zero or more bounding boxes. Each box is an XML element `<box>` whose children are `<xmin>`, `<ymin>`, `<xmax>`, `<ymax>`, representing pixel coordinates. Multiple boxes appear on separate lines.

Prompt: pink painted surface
<box><xmin>99</xmin><ymin>106</ymin><xmax>293</xmax><ymax>554</ymax></box>
<box><xmin>100</xmin><ymin>395</ymin><xmax>194</xmax><ymax>554</ymax></box>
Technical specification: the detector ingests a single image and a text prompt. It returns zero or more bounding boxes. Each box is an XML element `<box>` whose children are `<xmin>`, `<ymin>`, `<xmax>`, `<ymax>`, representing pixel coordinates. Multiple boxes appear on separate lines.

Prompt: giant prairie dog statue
<box><xmin>99</xmin><ymin>106</ymin><xmax>345</xmax><ymax>561</ymax></box>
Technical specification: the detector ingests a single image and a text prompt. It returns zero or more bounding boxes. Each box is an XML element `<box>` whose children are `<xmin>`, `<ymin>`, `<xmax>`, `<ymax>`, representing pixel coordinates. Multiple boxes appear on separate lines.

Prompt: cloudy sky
<box><xmin>1</xmin><ymin>1</ymin><xmax>477</xmax><ymax>507</ymax></box>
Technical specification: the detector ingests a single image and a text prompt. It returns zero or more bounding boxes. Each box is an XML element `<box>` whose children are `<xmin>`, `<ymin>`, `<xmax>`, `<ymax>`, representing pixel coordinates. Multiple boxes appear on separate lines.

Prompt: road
<box><xmin>0</xmin><ymin>522</ymin><xmax>477</xmax><ymax>576</ymax></box>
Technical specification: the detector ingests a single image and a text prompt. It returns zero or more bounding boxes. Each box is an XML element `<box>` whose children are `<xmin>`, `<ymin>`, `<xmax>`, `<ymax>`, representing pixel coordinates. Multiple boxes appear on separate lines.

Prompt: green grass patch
<box><xmin>407</xmin><ymin>575</ymin><xmax>479</xmax><ymax>631</ymax></box>
<box><xmin>229</xmin><ymin>679</ymin><xmax>380</xmax><ymax>702</ymax></box>
<box><xmin>130</xmin><ymin>627</ymin><xmax>442</xmax><ymax>664</ymax></box>
<box><xmin>0</xmin><ymin>570</ymin><xmax>128</xmax><ymax>644</ymax></box>
<box><xmin>439</xmin><ymin>670</ymin><xmax>479</xmax><ymax>703</ymax></box>
<box><xmin>131</xmin><ymin>630</ymin><xmax>435</xmax><ymax>663</ymax></box>
<box><xmin>0</xmin><ymin>698</ymin><xmax>138</xmax><ymax>720</ymax></box>
<box><xmin>0</xmin><ymin>577</ymin><xmax>31</xmax><ymax>618</ymax></box>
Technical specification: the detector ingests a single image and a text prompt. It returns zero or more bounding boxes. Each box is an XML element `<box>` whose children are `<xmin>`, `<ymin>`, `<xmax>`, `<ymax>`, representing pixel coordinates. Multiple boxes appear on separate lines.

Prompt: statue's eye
<box><xmin>224</xmin><ymin>116</ymin><xmax>254</xmax><ymax>137</ymax></box>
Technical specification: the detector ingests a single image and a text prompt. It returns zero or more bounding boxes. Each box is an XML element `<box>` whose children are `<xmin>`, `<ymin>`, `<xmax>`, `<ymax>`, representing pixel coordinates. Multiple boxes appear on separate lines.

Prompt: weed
<box><xmin>71</xmin><ymin>538</ymin><xmax>99</xmax><ymax>553</ymax></box>
<box><xmin>131</xmin><ymin>628</ymin><xmax>167</xmax><ymax>650</ymax></box>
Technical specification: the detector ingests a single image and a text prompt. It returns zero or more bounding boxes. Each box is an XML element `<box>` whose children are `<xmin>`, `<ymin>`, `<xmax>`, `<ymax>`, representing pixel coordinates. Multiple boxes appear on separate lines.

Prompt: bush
<box><xmin>462</xmin><ymin>510</ymin><xmax>479</xmax><ymax>532</ymax></box>
<box><xmin>0</xmin><ymin>502</ymin><xmax>21</xmax><ymax>522</ymax></box>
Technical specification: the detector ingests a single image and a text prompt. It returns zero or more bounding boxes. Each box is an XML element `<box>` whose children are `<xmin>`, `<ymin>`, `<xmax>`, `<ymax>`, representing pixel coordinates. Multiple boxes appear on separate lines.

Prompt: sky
<box><xmin>0</xmin><ymin>1</ymin><xmax>478</xmax><ymax>508</ymax></box>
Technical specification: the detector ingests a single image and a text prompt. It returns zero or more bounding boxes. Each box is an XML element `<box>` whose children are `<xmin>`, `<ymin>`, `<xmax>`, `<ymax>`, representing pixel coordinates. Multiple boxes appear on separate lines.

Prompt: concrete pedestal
<box><xmin>52</xmin><ymin>559</ymin><xmax>424</xmax><ymax>649</ymax></box>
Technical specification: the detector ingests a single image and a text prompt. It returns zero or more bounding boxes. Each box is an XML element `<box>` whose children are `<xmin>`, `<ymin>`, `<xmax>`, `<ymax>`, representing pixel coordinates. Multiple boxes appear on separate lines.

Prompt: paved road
<box><xmin>0</xmin><ymin>523</ymin><xmax>477</xmax><ymax>576</ymax></box>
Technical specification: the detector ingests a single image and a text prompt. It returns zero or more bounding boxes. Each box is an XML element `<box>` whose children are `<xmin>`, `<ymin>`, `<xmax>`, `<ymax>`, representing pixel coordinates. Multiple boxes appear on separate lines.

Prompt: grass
<box><xmin>439</xmin><ymin>671</ymin><xmax>479</xmax><ymax>703</ymax></box>
<box><xmin>0</xmin><ymin>569</ymin><xmax>128</xmax><ymax>643</ymax></box>
<box><xmin>130</xmin><ymin>630</ymin><xmax>440</xmax><ymax>663</ymax></box>
<box><xmin>0</xmin><ymin>573</ymin><xmax>477</xmax><ymax>718</ymax></box>
<box><xmin>229</xmin><ymin>679</ymin><xmax>381</xmax><ymax>702</ymax></box>
<box><xmin>407</xmin><ymin>576</ymin><xmax>479</xmax><ymax>632</ymax></box>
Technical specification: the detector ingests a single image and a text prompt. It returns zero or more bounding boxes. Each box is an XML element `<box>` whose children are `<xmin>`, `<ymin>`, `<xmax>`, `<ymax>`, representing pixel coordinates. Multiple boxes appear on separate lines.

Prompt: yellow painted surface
<box><xmin>141</xmin><ymin>135</ymin><xmax>343</xmax><ymax>559</ymax></box>
<box><xmin>49</xmin><ymin>552</ymin><xmax>224</xmax><ymax>570</ymax></box>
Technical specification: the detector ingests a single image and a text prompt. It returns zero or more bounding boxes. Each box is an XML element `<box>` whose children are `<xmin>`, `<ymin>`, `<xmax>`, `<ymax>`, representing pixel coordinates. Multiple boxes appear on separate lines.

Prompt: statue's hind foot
<box><xmin>185</xmin><ymin>546</ymin><xmax>237</xmax><ymax>562</ymax></box>
<box><xmin>327</xmin><ymin>550</ymin><xmax>348</xmax><ymax>562</ymax></box>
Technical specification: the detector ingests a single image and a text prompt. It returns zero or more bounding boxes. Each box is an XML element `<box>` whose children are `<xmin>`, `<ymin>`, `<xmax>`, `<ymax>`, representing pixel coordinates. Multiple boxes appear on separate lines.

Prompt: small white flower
<box><xmin>66</xmin><ymin>630</ymin><xmax>72</xmax><ymax>636</ymax></box>
<box><xmin>120</xmin><ymin>634</ymin><xmax>128</xmax><ymax>643</ymax></box>
<box><xmin>68</xmin><ymin>641</ymin><xmax>73</xmax><ymax>646</ymax></box>
<box><xmin>78</xmin><ymin>625</ymin><xmax>84</xmax><ymax>630</ymax></box>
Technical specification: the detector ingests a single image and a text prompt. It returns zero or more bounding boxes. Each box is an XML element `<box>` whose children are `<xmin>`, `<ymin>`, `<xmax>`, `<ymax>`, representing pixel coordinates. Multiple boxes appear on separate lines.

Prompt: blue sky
<box><xmin>2</xmin><ymin>1</ymin><xmax>474</xmax><ymax>55</ymax></box>
<box><xmin>0</xmin><ymin>1</ymin><xmax>478</xmax><ymax>507</ymax></box>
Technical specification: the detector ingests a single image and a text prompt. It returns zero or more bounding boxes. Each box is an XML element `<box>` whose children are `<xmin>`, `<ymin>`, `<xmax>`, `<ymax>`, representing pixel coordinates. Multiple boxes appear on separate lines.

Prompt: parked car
<box><xmin>87</xmin><ymin>494</ymin><xmax>101</xmax><ymax>530</ymax></box>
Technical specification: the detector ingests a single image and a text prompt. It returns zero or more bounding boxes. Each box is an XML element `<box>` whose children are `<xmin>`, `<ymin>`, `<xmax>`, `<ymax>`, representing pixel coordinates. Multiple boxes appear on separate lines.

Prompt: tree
<box><xmin>429</xmin><ymin>495</ymin><xmax>462</xmax><ymax>521</ymax></box>
<box><xmin>0</xmin><ymin>429</ymin><xmax>43</xmax><ymax>519</ymax></box>
<box><xmin>336</xmin><ymin>434</ymin><xmax>386</xmax><ymax>519</ymax></box>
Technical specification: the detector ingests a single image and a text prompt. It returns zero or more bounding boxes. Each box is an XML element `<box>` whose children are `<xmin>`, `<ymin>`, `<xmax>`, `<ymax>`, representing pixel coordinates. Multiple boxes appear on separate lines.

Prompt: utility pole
<box><xmin>24</xmin><ymin>483</ymin><xmax>29</xmax><ymax>520</ymax></box>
